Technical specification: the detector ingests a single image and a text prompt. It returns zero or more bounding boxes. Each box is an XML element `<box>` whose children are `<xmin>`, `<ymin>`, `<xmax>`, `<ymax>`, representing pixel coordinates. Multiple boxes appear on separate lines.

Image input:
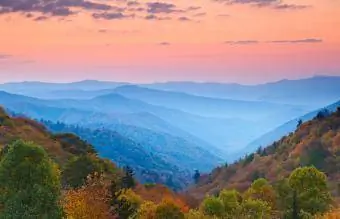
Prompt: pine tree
<box><xmin>193</xmin><ymin>170</ymin><xmax>201</xmax><ymax>184</ymax></box>
<box><xmin>122</xmin><ymin>166</ymin><xmax>136</xmax><ymax>189</ymax></box>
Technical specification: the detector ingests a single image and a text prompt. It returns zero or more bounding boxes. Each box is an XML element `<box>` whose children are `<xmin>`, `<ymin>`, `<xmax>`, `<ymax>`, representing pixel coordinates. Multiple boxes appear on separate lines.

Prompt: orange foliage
<box><xmin>62</xmin><ymin>174</ymin><xmax>113</xmax><ymax>219</ymax></box>
<box><xmin>317</xmin><ymin>210</ymin><xmax>340</xmax><ymax>219</ymax></box>
<box><xmin>134</xmin><ymin>184</ymin><xmax>189</xmax><ymax>213</ymax></box>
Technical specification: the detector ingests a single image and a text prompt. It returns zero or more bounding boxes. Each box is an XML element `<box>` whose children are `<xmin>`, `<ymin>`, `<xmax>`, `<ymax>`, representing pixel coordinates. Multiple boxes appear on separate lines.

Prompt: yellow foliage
<box><xmin>317</xmin><ymin>210</ymin><xmax>340</xmax><ymax>219</ymax></box>
<box><xmin>137</xmin><ymin>201</ymin><xmax>157</xmax><ymax>219</ymax></box>
<box><xmin>118</xmin><ymin>188</ymin><xmax>143</xmax><ymax>207</ymax></box>
<box><xmin>62</xmin><ymin>174</ymin><xmax>111</xmax><ymax>219</ymax></box>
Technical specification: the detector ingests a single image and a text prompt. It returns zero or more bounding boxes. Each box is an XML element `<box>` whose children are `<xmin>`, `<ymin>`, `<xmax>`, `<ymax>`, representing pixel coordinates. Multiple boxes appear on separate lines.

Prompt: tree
<box><xmin>218</xmin><ymin>189</ymin><xmax>241</xmax><ymax>215</ymax></box>
<box><xmin>62</xmin><ymin>174</ymin><xmax>111</xmax><ymax>219</ymax></box>
<box><xmin>244</xmin><ymin>178</ymin><xmax>277</xmax><ymax>209</ymax></box>
<box><xmin>122</xmin><ymin>166</ymin><xmax>136</xmax><ymax>189</ymax></box>
<box><xmin>155</xmin><ymin>199</ymin><xmax>185</xmax><ymax>219</ymax></box>
<box><xmin>0</xmin><ymin>140</ymin><xmax>62</xmax><ymax>218</ymax></box>
<box><xmin>109</xmin><ymin>178</ymin><xmax>142</xmax><ymax>219</ymax></box>
<box><xmin>315</xmin><ymin>109</ymin><xmax>330</xmax><ymax>120</ymax></box>
<box><xmin>137</xmin><ymin>201</ymin><xmax>157</xmax><ymax>219</ymax></box>
<box><xmin>185</xmin><ymin>209</ymin><xmax>209</xmax><ymax>219</ymax></box>
<box><xmin>292</xmin><ymin>190</ymin><xmax>299</xmax><ymax>219</ymax></box>
<box><xmin>288</xmin><ymin>166</ymin><xmax>332</xmax><ymax>215</ymax></box>
<box><xmin>200</xmin><ymin>196</ymin><xmax>225</xmax><ymax>217</ymax></box>
<box><xmin>193</xmin><ymin>170</ymin><xmax>201</xmax><ymax>184</ymax></box>
<box><xmin>240</xmin><ymin>199</ymin><xmax>271</xmax><ymax>219</ymax></box>
<box><xmin>62</xmin><ymin>155</ymin><xmax>103</xmax><ymax>188</ymax></box>
<box><xmin>297</xmin><ymin>119</ymin><xmax>303</xmax><ymax>128</ymax></box>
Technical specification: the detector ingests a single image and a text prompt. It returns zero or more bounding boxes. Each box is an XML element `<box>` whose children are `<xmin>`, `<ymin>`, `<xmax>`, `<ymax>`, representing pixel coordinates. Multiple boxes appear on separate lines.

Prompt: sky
<box><xmin>0</xmin><ymin>0</ymin><xmax>340</xmax><ymax>84</ymax></box>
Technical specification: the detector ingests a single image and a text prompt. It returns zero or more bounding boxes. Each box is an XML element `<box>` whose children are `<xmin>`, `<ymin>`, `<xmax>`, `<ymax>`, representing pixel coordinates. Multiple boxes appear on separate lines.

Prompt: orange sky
<box><xmin>0</xmin><ymin>0</ymin><xmax>340</xmax><ymax>83</ymax></box>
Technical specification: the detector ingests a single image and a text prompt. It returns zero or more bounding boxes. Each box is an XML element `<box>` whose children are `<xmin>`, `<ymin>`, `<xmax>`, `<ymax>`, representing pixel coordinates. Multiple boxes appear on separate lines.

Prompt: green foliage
<box><xmin>122</xmin><ymin>166</ymin><xmax>136</xmax><ymax>189</ymax></box>
<box><xmin>244</xmin><ymin>178</ymin><xmax>276</xmax><ymax>210</ymax></box>
<box><xmin>155</xmin><ymin>200</ymin><xmax>185</xmax><ymax>219</ymax></box>
<box><xmin>62</xmin><ymin>155</ymin><xmax>104</xmax><ymax>188</ymax></box>
<box><xmin>300</xmin><ymin>144</ymin><xmax>330</xmax><ymax>170</ymax></box>
<box><xmin>0</xmin><ymin>140</ymin><xmax>62</xmax><ymax>219</ymax></box>
<box><xmin>274</xmin><ymin>179</ymin><xmax>292</xmax><ymax>211</ymax></box>
<box><xmin>243</xmin><ymin>153</ymin><xmax>255</xmax><ymax>166</ymax></box>
<box><xmin>218</xmin><ymin>189</ymin><xmax>241</xmax><ymax>215</ymax></box>
<box><xmin>240</xmin><ymin>199</ymin><xmax>271</xmax><ymax>219</ymax></box>
<box><xmin>200</xmin><ymin>196</ymin><xmax>225</xmax><ymax>217</ymax></box>
<box><xmin>288</xmin><ymin>166</ymin><xmax>332</xmax><ymax>215</ymax></box>
<box><xmin>185</xmin><ymin>209</ymin><xmax>209</xmax><ymax>219</ymax></box>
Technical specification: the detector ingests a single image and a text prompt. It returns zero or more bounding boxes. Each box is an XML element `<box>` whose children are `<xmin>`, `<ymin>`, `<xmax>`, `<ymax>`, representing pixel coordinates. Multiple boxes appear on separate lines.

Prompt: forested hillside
<box><xmin>41</xmin><ymin>120</ymin><xmax>211</xmax><ymax>190</ymax></box>
<box><xmin>189</xmin><ymin>108</ymin><xmax>340</xmax><ymax>200</ymax></box>
<box><xmin>1</xmin><ymin>106</ymin><xmax>340</xmax><ymax>218</ymax></box>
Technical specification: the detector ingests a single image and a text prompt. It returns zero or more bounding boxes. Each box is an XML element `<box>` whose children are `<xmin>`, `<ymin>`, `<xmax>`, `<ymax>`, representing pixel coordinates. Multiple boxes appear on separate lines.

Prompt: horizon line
<box><xmin>0</xmin><ymin>74</ymin><xmax>339</xmax><ymax>86</ymax></box>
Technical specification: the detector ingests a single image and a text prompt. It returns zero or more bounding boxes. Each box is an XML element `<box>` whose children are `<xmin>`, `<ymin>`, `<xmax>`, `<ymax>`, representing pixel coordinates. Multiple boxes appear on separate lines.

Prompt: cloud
<box><xmin>92</xmin><ymin>12</ymin><xmax>133</xmax><ymax>20</ymax></box>
<box><xmin>144</xmin><ymin>14</ymin><xmax>171</xmax><ymax>20</ymax></box>
<box><xmin>193</xmin><ymin>12</ymin><xmax>206</xmax><ymax>17</ymax></box>
<box><xmin>34</xmin><ymin>16</ymin><xmax>49</xmax><ymax>21</ymax></box>
<box><xmin>224</xmin><ymin>38</ymin><xmax>323</xmax><ymax>45</ymax></box>
<box><xmin>0</xmin><ymin>0</ymin><xmax>119</xmax><ymax>19</ymax></box>
<box><xmin>146</xmin><ymin>2</ymin><xmax>181</xmax><ymax>14</ymax></box>
<box><xmin>127</xmin><ymin>1</ymin><xmax>140</xmax><ymax>6</ymax></box>
<box><xmin>270</xmin><ymin>3</ymin><xmax>311</xmax><ymax>10</ymax></box>
<box><xmin>268</xmin><ymin>38</ymin><xmax>323</xmax><ymax>44</ymax></box>
<box><xmin>159</xmin><ymin>42</ymin><xmax>171</xmax><ymax>46</ymax></box>
<box><xmin>0</xmin><ymin>0</ymin><xmax>201</xmax><ymax>22</ymax></box>
<box><xmin>97</xmin><ymin>29</ymin><xmax>140</xmax><ymax>34</ymax></box>
<box><xmin>213</xmin><ymin>0</ymin><xmax>309</xmax><ymax>10</ymax></box>
<box><xmin>186</xmin><ymin>6</ymin><xmax>201</xmax><ymax>11</ymax></box>
<box><xmin>178</xmin><ymin>16</ymin><xmax>191</xmax><ymax>22</ymax></box>
<box><xmin>225</xmin><ymin>40</ymin><xmax>259</xmax><ymax>45</ymax></box>
<box><xmin>98</xmin><ymin>29</ymin><xmax>108</xmax><ymax>33</ymax></box>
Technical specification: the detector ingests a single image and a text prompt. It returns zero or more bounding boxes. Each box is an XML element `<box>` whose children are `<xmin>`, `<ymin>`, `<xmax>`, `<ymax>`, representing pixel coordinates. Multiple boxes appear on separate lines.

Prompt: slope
<box><xmin>246</xmin><ymin>100</ymin><xmax>340</xmax><ymax>155</ymax></box>
<box><xmin>188</xmin><ymin>108</ymin><xmax>340</xmax><ymax>201</ymax></box>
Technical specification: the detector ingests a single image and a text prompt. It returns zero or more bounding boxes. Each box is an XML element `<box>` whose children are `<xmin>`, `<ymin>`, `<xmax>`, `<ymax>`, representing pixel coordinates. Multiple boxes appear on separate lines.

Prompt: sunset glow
<box><xmin>1</xmin><ymin>0</ymin><xmax>340</xmax><ymax>83</ymax></box>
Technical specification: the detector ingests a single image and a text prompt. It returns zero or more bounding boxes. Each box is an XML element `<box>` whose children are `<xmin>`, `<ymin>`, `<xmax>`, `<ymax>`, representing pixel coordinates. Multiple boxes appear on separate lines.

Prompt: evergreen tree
<box><xmin>297</xmin><ymin>119</ymin><xmax>303</xmax><ymax>128</ymax></box>
<box><xmin>122</xmin><ymin>166</ymin><xmax>136</xmax><ymax>189</ymax></box>
<box><xmin>193</xmin><ymin>170</ymin><xmax>201</xmax><ymax>184</ymax></box>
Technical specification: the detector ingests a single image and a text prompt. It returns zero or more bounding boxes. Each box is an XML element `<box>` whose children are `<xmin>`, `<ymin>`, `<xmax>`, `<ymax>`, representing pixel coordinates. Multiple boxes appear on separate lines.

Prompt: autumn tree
<box><xmin>240</xmin><ymin>199</ymin><xmax>272</xmax><ymax>219</ymax></box>
<box><xmin>200</xmin><ymin>196</ymin><xmax>225</xmax><ymax>217</ymax></box>
<box><xmin>288</xmin><ymin>166</ymin><xmax>332</xmax><ymax>216</ymax></box>
<box><xmin>62</xmin><ymin>174</ymin><xmax>111</xmax><ymax>219</ymax></box>
<box><xmin>0</xmin><ymin>140</ymin><xmax>62</xmax><ymax>218</ymax></box>
<box><xmin>244</xmin><ymin>178</ymin><xmax>277</xmax><ymax>209</ymax></box>
<box><xmin>155</xmin><ymin>199</ymin><xmax>185</xmax><ymax>219</ymax></box>
<box><xmin>218</xmin><ymin>189</ymin><xmax>241</xmax><ymax>215</ymax></box>
<box><xmin>137</xmin><ymin>201</ymin><xmax>157</xmax><ymax>219</ymax></box>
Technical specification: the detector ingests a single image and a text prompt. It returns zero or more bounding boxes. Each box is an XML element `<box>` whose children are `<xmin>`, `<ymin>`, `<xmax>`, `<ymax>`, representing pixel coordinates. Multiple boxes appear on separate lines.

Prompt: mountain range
<box><xmin>1</xmin><ymin>76</ymin><xmax>340</xmax><ymax>189</ymax></box>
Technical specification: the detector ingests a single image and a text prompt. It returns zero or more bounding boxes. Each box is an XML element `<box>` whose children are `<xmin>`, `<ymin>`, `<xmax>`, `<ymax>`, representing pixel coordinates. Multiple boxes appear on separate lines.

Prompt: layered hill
<box><xmin>188</xmin><ymin>108</ymin><xmax>340</xmax><ymax>200</ymax></box>
<box><xmin>246</xmin><ymin>100</ymin><xmax>340</xmax><ymax>155</ymax></box>
<box><xmin>0</xmin><ymin>90</ymin><xmax>255</xmax><ymax>152</ymax></box>
<box><xmin>145</xmin><ymin>76</ymin><xmax>340</xmax><ymax>108</ymax></box>
<box><xmin>0</xmin><ymin>106</ymin><xmax>202</xmax><ymax>190</ymax></box>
